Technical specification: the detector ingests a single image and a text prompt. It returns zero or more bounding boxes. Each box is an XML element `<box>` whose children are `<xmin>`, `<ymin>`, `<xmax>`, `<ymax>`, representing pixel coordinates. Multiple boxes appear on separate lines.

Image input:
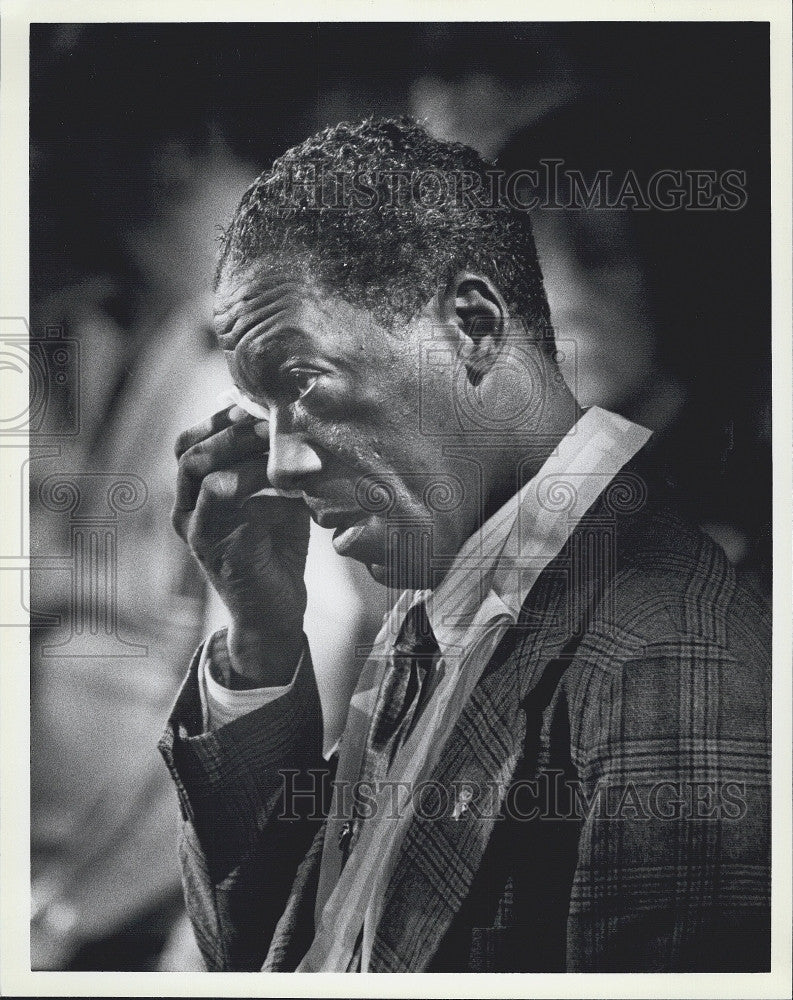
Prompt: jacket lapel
<box><xmin>369</xmin><ymin>570</ymin><xmax>573</xmax><ymax>972</ymax></box>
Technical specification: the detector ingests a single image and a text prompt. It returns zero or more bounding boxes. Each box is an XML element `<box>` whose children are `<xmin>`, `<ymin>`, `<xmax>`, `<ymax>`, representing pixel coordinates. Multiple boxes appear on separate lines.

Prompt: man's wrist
<box><xmin>224</xmin><ymin>620</ymin><xmax>304</xmax><ymax>688</ymax></box>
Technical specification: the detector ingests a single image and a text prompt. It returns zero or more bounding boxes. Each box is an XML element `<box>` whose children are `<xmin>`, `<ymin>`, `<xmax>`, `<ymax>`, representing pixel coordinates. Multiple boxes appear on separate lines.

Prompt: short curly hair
<box><xmin>217</xmin><ymin>116</ymin><xmax>553</xmax><ymax>343</ymax></box>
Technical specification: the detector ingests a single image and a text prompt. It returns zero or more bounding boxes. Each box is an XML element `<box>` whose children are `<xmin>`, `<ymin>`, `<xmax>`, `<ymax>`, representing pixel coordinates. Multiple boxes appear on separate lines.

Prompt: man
<box><xmin>159</xmin><ymin>117</ymin><xmax>771</xmax><ymax>972</ymax></box>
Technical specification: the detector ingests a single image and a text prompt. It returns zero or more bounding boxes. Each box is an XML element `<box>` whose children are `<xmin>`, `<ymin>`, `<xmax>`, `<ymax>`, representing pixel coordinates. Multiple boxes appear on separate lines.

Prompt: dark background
<box><xmin>29</xmin><ymin>22</ymin><xmax>771</xmax><ymax>970</ymax></box>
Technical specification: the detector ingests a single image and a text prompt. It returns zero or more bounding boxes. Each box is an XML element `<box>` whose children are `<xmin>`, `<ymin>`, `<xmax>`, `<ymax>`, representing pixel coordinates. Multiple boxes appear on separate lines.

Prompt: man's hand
<box><xmin>172</xmin><ymin>406</ymin><xmax>309</xmax><ymax>686</ymax></box>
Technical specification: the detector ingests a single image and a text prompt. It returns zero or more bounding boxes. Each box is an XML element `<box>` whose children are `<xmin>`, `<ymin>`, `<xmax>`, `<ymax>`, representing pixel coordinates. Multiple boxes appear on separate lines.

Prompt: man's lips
<box><xmin>331</xmin><ymin>519</ymin><xmax>371</xmax><ymax>555</ymax></box>
<box><xmin>312</xmin><ymin>508</ymin><xmax>362</xmax><ymax>530</ymax></box>
<box><xmin>310</xmin><ymin>507</ymin><xmax>373</xmax><ymax>555</ymax></box>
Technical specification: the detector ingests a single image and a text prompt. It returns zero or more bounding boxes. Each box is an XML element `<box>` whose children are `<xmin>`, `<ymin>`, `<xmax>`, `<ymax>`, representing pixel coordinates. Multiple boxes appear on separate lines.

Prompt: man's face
<box><xmin>214</xmin><ymin>264</ymin><xmax>482</xmax><ymax>589</ymax></box>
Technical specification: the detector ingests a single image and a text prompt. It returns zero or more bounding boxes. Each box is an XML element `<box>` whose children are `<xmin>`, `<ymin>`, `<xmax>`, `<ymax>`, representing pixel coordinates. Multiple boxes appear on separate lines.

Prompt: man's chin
<box><xmin>354</xmin><ymin>557</ymin><xmax>406</xmax><ymax>591</ymax></box>
<box><xmin>366</xmin><ymin>562</ymin><xmax>390</xmax><ymax>587</ymax></box>
<box><xmin>331</xmin><ymin>517</ymin><xmax>438</xmax><ymax>589</ymax></box>
<box><xmin>330</xmin><ymin>515</ymin><xmax>381</xmax><ymax>558</ymax></box>
<box><xmin>365</xmin><ymin>561</ymin><xmax>434</xmax><ymax>591</ymax></box>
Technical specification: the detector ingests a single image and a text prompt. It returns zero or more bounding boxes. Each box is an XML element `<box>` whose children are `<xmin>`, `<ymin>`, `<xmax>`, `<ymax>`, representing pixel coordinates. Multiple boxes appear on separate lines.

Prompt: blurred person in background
<box><xmin>29</xmin><ymin>137</ymin><xmax>254</xmax><ymax>971</ymax></box>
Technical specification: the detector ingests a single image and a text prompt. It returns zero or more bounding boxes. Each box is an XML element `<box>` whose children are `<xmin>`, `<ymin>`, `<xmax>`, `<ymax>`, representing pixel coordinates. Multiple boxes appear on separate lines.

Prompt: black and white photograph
<box><xmin>1</xmin><ymin>2</ymin><xmax>791</xmax><ymax>995</ymax></box>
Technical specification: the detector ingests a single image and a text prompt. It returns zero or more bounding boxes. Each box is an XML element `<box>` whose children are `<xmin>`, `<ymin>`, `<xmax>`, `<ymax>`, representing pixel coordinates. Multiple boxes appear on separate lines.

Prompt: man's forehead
<box><xmin>214</xmin><ymin>260</ymin><xmax>316</xmax><ymax>303</ymax></box>
<box><xmin>213</xmin><ymin>260</ymin><xmax>420</xmax><ymax>359</ymax></box>
<box><xmin>213</xmin><ymin>264</ymin><xmax>322</xmax><ymax>350</ymax></box>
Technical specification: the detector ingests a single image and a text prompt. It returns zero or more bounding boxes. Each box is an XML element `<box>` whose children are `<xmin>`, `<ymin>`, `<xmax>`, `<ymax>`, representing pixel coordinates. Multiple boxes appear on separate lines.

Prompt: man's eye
<box><xmin>284</xmin><ymin>367</ymin><xmax>320</xmax><ymax>402</ymax></box>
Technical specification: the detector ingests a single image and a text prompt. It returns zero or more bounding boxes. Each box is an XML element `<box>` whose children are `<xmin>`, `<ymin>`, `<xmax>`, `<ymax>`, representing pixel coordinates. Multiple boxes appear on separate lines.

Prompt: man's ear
<box><xmin>439</xmin><ymin>271</ymin><xmax>508</xmax><ymax>384</ymax></box>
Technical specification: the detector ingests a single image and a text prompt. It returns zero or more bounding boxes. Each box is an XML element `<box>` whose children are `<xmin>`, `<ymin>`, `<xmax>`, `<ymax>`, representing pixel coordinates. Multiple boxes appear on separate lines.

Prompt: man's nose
<box><xmin>266</xmin><ymin>408</ymin><xmax>322</xmax><ymax>491</ymax></box>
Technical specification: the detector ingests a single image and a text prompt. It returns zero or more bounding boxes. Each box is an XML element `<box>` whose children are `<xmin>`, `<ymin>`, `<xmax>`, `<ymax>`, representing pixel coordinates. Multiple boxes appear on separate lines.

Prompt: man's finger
<box><xmin>193</xmin><ymin>461</ymin><xmax>284</xmax><ymax>511</ymax></box>
<box><xmin>175</xmin><ymin>422</ymin><xmax>267</xmax><ymax>513</ymax></box>
<box><xmin>174</xmin><ymin>406</ymin><xmax>241</xmax><ymax>460</ymax></box>
<box><xmin>172</xmin><ymin>457</ymin><xmax>276</xmax><ymax>546</ymax></box>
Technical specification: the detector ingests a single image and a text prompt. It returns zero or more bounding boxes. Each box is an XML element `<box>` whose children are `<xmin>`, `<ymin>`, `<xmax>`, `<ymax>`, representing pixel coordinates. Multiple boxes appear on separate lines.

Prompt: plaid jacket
<box><xmin>159</xmin><ymin>464</ymin><xmax>771</xmax><ymax>972</ymax></box>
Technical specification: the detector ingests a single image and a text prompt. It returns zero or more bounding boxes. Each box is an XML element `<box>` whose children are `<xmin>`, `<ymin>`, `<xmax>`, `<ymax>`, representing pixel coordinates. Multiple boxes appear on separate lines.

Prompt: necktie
<box><xmin>341</xmin><ymin>599</ymin><xmax>440</xmax><ymax>971</ymax></box>
<box><xmin>339</xmin><ymin>600</ymin><xmax>440</xmax><ymax>862</ymax></box>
